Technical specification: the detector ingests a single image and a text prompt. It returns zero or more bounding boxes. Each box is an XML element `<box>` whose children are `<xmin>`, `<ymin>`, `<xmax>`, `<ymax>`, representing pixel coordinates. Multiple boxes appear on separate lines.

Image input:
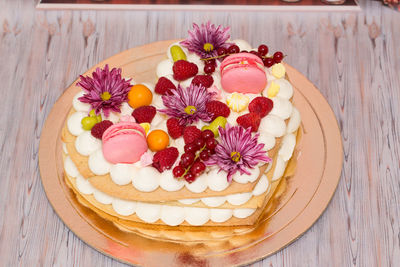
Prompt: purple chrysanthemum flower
<box><xmin>180</xmin><ymin>22</ymin><xmax>230</xmax><ymax>59</ymax></box>
<box><xmin>77</xmin><ymin>64</ymin><xmax>132</xmax><ymax>117</ymax></box>
<box><xmin>159</xmin><ymin>84</ymin><xmax>214</xmax><ymax>126</ymax></box>
<box><xmin>206</xmin><ymin>124</ymin><xmax>271</xmax><ymax>182</ymax></box>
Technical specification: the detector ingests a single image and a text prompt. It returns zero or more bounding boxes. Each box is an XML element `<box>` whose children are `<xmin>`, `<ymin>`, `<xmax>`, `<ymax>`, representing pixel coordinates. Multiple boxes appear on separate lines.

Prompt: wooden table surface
<box><xmin>1</xmin><ymin>0</ymin><xmax>399</xmax><ymax>266</ymax></box>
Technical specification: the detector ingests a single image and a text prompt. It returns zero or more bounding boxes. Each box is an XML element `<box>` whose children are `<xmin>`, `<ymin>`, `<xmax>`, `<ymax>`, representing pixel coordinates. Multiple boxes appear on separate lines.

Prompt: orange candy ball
<box><xmin>147</xmin><ymin>130</ymin><xmax>169</xmax><ymax>152</ymax></box>
<box><xmin>127</xmin><ymin>84</ymin><xmax>153</xmax><ymax>108</ymax></box>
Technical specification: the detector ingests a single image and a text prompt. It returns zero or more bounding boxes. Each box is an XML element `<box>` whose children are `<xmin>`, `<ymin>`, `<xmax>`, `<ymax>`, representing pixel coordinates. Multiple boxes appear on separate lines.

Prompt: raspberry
<box><xmin>155</xmin><ymin>77</ymin><xmax>176</xmax><ymax>95</ymax></box>
<box><xmin>183</xmin><ymin>126</ymin><xmax>202</xmax><ymax>144</ymax></box>
<box><xmin>91</xmin><ymin>120</ymin><xmax>113</xmax><ymax>139</ymax></box>
<box><xmin>166</xmin><ymin>118</ymin><xmax>185</xmax><ymax>139</ymax></box>
<box><xmin>236</xmin><ymin>113</ymin><xmax>261</xmax><ymax>132</ymax></box>
<box><xmin>248</xmin><ymin>96</ymin><xmax>274</xmax><ymax>118</ymax></box>
<box><xmin>206</xmin><ymin>100</ymin><xmax>230</xmax><ymax>121</ymax></box>
<box><xmin>131</xmin><ymin>105</ymin><xmax>156</xmax><ymax>123</ymax></box>
<box><xmin>173</xmin><ymin>60</ymin><xmax>198</xmax><ymax>81</ymax></box>
<box><xmin>191</xmin><ymin>75</ymin><xmax>214</xmax><ymax>88</ymax></box>
<box><xmin>152</xmin><ymin>147</ymin><xmax>179</xmax><ymax>173</ymax></box>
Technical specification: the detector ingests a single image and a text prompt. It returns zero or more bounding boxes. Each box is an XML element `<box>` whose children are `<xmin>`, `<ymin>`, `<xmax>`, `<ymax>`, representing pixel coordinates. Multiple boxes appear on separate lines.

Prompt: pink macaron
<box><xmin>102</xmin><ymin>121</ymin><xmax>148</xmax><ymax>164</ymax></box>
<box><xmin>220</xmin><ymin>53</ymin><xmax>267</xmax><ymax>94</ymax></box>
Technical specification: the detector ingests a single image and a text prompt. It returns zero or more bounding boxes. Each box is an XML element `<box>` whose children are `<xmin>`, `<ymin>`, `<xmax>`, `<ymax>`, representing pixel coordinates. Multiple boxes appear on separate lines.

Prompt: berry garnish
<box><xmin>166</xmin><ymin>118</ymin><xmax>185</xmax><ymax>139</ymax></box>
<box><xmin>199</xmin><ymin>150</ymin><xmax>210</xmax><ymax>161</ymax></box>
<box><xmin>205</xmin><ymin>137</ymin><xmax>217</xmax><ymax>150</ymax></box>
<box><xmin>258</xmin><ymin>44</ymin><xmax>269</xmax><ymax>56</ymax></box>
<box><xmin>194</xmin><ymin>138</ymin><xmax>205</xmax><ymax>148</ymax></box>
<box><xmin>248</xmin><ymin>96</ymin><xmax>274</xmax><ymax>118</ymax></box>
<box><xmin>236</xmin><ymin>112</ymin><xmax>261</xmax><ymax>132</ymax></box>
<box><xmin>228</xmin><ymin>44</ymin><xmax>240</xmax><ymax>54</ymax></box>
<box><xmin>205</xmin><ymin>100</ymin><xmax>230</xmax><ymax>121</ymax></box>
<box><xmin>217</xmin><ymin>47</ymin><xmax>227</xmax><ymax>56</ymax></box>
<box><xmin>152</xmin><ymin>147</ymin><xmax>179</xmax><ymax>173</ymax></box>
<box><xmin>204</xmin><ymin>63</ymin><xmax>216</xmax><ymax>74</ymax></box>
<box><xmin>183</xmin><ymin>126</ymin><xmax>202</xmax><ymax>144</ymax></box>
<box><xmin>250</xmin><ymin>50</ymin><xmax>261</xmax><ymax>58</ymax></box>
<box><xmin>273</xmin><ymin>51</ymin><xmax>284</xmax><ymax>63</ymax></box>
<box><xmin>204</xmin><ymin>58</ymin><xmax>216</xmax><ymax>66</ymax></box>
<box><xmin>155</xmin><ymin>77</ymin><xmax>176</xmax><ymax>95</ymax></box>
<box><xmin>184</xmin><ymin>143</ymin><xmax>199</xmax><ymax>153</ymax></box>
<box><xmin>184</xmin><ymin>172</ymin><xmax>196</xmax><ymax>183</ymax></box>
<box><xmin>131</xmin><ymin>105</ymin><xmax>156</xmax><ymax>123</ymax></box>
<box><xmin>91</xmin><ymin>120</ymin><xmax>113</xmax><ymax>139</ymax></box>
<box><xmin>263</xmin><ymin>57</ymin><xmax>274</xmax><ymax>68</ymax></box>
<box><xmin>205</xmin><ymin>148</ymin><xmax>215</xmax><ymax>155</ymax></box>
<box><xmin>240</xmin><ymin>50</ymin><xmax>248</xmax><ymax>53</ymax></box>
<box><xmin>201</xmin><ymin>129</ymin><xmax>214</xmax><ymax>140</ymax></box>
<box><xmin>180</xmin><ymin>152</ymin><xmax>196</xmax><ymax>167</ymax></box>
<box><xmin>173</xmin><ymin>165</ymin><xmax>185</xmax><ymax>178</ymax></box>
<box><xmin>191</xmin><ymin>75</ymin><xmax>214</xmax><ymax>88</ymax></box>
<box><xmin>190</xmin><ymin>161</ymin><xmax>206</xmax><ymax>177</ymax></box>
<box><xmin>173</xmin><ymin>60</ymin><xmax>198</xmax><ymax>81</ymax></box>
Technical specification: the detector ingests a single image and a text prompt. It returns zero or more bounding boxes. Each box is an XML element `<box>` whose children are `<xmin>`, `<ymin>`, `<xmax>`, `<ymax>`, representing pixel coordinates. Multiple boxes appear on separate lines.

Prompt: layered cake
<box><xmin>61</xmin><ymin>22</ymin><xmax>301</xmax><ymax>238</ymax></box>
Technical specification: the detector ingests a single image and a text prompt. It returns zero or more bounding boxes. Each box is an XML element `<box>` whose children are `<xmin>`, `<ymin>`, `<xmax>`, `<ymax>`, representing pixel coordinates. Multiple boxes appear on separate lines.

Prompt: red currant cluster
<box><xmin>172</xmin><ymin>129</ymin><xmax>218</xmax><ymax>183</ymax></box>
<box><xmin>202</xmin><ymin>44</ymin><xmax>284</xmax><ymax>74</ymax></box>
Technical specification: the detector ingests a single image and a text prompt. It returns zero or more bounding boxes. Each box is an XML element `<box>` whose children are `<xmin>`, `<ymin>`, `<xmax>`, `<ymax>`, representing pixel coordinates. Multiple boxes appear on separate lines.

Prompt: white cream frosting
<box><xmin>159</xmin><ymin>170</ymin><xmax>185</xmax><ymax>191</ymax></box>
<box><xmin>259</xmin><ymin>115</ymin><xmax>286</xmax><ymax>137</ymax></box>
<box><xmin>132</xmin><ymin>167</ymin><xmax>160</xmax><ymax>192</ymax></box>
<box><xmin>64</xmin><ymin>156</ymin><xmax>79</xmax><ymax>178</ymax></box>
<box><xmin>184</xmin><ymin>207</ymin><xmax>209</xmax><ymax>226</ymax></box>
<box><xmin>252</xmin><ymin>175</ymin><xmax>270</xmax><ymax>196</ymax></box>
<box><xmin>72</xmin><ymin>91</ymin><xmax>91</xmax><ymax>112</ymax></box>
<box><xmin>201</xmin><ymin>196</ymin><xmax>226</xmax><ymax>207</ymax></box>
<box><xmin>88</xmin><ymin>149</ymin><xmax>111</xmax><ymax>175</ymax></box>
<box><xmin>178</xmin><ymin>198</ymin><xmax>200</xmax><ymax>205</ymax></box>
<box><xmin>279</xmin><ymin>133</ymin><xmax>296</xmax><ymax>161</ymax></box>
<box><xmin>226</xmin><ymin>192</ymin><xmax>252</xmax><ymax>206</ymax></box>
<box><xmin>210</xmin><ymin>208</ymin><xmax>233</xmax><ymax>223</ymax></box>
<box><xmin>67</xmin><ymin>111</ymin><xmax>86</xmax><ymax>136</ymax></box>
<box><xmin>270</xmin><ymin>97</ymin><xmax>293</xmax><ymax>120</ymax></box>
<box><xmin>112</xmin><ymin>198</ymin><xmax>136</xmax><ymax>216</ymax></box>
<box><xmin>110</xmin><ymin>163</ymin><xmax>138</xmax><ymax>186</ymax></box>
<box><xmin>161</xmin><ymin>205</ymin><xmax>185</xmax><ymax>226</ymax></box>
<box><xmin>273</xmin><ymin>78</ymin><xmax>294</xmax><ymax>99</ymax></box>
<box><xmin>232</xmin><ymin>167</ymin><xmax>260</xmax><ymax>184</ymax></box>
<box><xmin>93</xmin><ymin>189</ymin><xmax>113</xmax><ymax>205</ymax></box>
<box><xmin>287</xmin><ymin>107</ymin><xmax>301</xmax><ymax>134</ymax></box>
<box><xmin>76</xmin><ymin>175</ymin><xmax>95</xmax><ymax>195</ymax></box>
<box><xmin>272</xmin><ymin>156</ymin><xmax>287</xmax><ymax>181</ymax></box>
<box><xmin>257</xmin><ymin>131</ymin><xmax>276</xmax><ymax>151</ymax></box>
<box><xmin>232</xmin><ymin>39</ymin><xmax>252</xmax><ymax>51</ymax></box>
<box><xmin>136</xmin><ymin>202</ymin><xmax>161</xmax><ymax>223</ymax></box>
<box><xmin>233</xmin><ymin>208</ymin><xmax>256</xmax><ymax>219</ymax></box>
<box><xmin>206</xmin><ymin>169</ymin><xmax>230</xmax><ymax>191</ymax></box>
<box><xmin>75</xmin><ymin>131</ymin><xmax>101</xmax><ymax>156</ymax></box>
<box><xmin>185</xmin><ymin>174</ymin><xmax>208</xmax><ymax>193</ymax></box>
<box><xmin>156</xmin><ymin>59</ymin><xmax>174</xmax><ymax>78</ymax></box>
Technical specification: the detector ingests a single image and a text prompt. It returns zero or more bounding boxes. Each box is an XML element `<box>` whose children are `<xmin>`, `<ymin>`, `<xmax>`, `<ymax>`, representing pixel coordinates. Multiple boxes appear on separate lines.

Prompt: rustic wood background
<box><xmin>0</xmin><ymin>0</ymin><xmax>399</xmax><ymax>266</ymax></box>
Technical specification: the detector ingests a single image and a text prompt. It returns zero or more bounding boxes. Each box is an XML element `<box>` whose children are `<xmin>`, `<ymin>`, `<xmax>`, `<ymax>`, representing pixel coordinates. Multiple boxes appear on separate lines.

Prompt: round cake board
<box><xmin>39</xmin><ymin>40</ymin><xmax>343</xmax><ymax>266</ymax></box>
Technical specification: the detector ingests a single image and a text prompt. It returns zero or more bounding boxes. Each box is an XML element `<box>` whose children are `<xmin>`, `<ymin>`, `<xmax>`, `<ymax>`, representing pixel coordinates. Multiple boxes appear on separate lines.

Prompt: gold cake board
<box><xmin>39</xmin><ymin>40</ymin><xmax>343</xmax><ymax>266</ymax></box>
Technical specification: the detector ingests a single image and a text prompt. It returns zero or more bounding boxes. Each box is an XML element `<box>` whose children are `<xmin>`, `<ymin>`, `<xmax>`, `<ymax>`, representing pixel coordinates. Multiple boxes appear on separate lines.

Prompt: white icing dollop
<box><xmin>76</xmin><ymin>175</ymin><xmax>95</xmax><ymax>195</ymax></box>
<box><xmin>270</xmin><ymin>97</ymin><xmax>293</xmax><ymax>120</ymax></box>
<box><xmin>185</xmin><ymin>174</ymin><xmax>207</xmax><ymax>193</ymax></box>
<box><xmin>206</xmin><ymin>169</ymin><xmax>229</xmax><ymax>191</ymax></box>
<box><xmin>156</xmin><ymin>59</ymin><xmax>174</xmax><ymax>78</ymax></box>
<box><xmin>62</xmin><ymin>142</ymin><xmax>68</xmax><ymax>154</ymax></box>
<box><xmin>132</xmin><ymin>167</ymin><xmax>160</xmax><ymax>192</ymax></box>
<box><xmin>136</xmin><ymin>202</ymin><xmax>161</xmax><ymax>223</ymax></box>
<box><xmin>102</xmin><ymin>111</ymin><xmax>120</xmax><ymax>123</ymax></box>
<box><xmin>64</xmin><ymin>156</ymin><xmax>79</xmax><ymax>178</ymax></box>
<box><xmin>259</xmin><ymin>115</ymin><xmax>286</xmax><ymax>137</ymax></box>
<box><xmin>88</xmin><ymin>149</ymin><xmax>111</xmax><ymax>175</ymax></box>
<box><xmin>233</xmin><ymin>208</ymin><xmax>256</xmax><ymax>218</ymax></box>
<box><xmin>110</xmin><ymin>163</ymin><xmax>137</xmax><ymax>186</ymax></box>
<box><xmin>67</xmin><ymin>111</ymin><xmax>86</xmax><ymax>136</ymax></box>
<box><xmin>279</xmin><ymin>133</ymin><xmax>296</xmax><ymax>161</ymax></box>
<box><xmin>272</xmin><ymin>156</ymin><xmax>287</xmax><ymax>181</ymax></box>
<box><xmin>75</xmin><ymin>131</ymin><xmax>101</xmax><ymax>156</ymax></box>
<box><xmin>226</xmin><ymin>192</ymin><xmax>252</xmax><ymax>206</ymax></box>
<box><xmin>257</xmin><ymin>131</ymin><xmax>276</xmax><ymax>151</ymax></box>
<box><xmin>178</xmin><ymin>198</ymin><xmax>199</xmax><ymax>205</ymax></box>
<box><xmin>120</xmin><ymin>102</ymin><xmax>134</xmax><ymax>116</ymax></box>
<box><xmin>287</xmin><ymin>107</ymin><xmax>301</xmax><ymax>134</ymax></box>
<box><xmin>72</xmin><ymin>91</ymin><xmax>91</xmax><ymax>112</ymax></box>
<box><xmin>184</xmin><ymin>207</ymin><xmax>210</xmax><ymax>226</ymax></box>
<box><xmin>93</xmin><ymin>189</ymin><xmax>113</xmax><ymax>204</ymax></box>
<box><xmin>112</xmin><ymin>198</ymin><xmax>136</xmax><ymax>216</ymax></box>
<box><xmin>210</xmin><ymin>209</ymin><xmax>233</xmax><ymax>223</ymax></box>
<box><xmin>159</xmin><ymin>170</ymin><xmax>185</xmax><ymax>191</ymax></box>
<box><xmin>252</xmin><ymin>175</ymin><xmax>269</xmax><ymax>196</ymax></box>
<box><xmin>232</xmin><ymin>167</ymin><xmax>260</xmax><ymax>184</ymax></box>
<box><xmin>160</xmin><ymin>205</ymin><xmax>185</xmax><ymax>226</ymax></box>
<box><xmin>201</xmin><ymin>196</ymin><xmax>226</xmax><ymax>207</ymax></box>
<box><xmin>274</xmin><ymin>78</ymin><xmax>294</xmax><ymax>99</ymax></box>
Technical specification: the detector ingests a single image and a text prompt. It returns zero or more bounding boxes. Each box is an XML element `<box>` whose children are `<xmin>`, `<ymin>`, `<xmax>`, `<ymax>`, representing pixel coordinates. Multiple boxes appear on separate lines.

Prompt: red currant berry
<box><xmin>258</xmin><ymin>44</ymin><xmax>269</xmax><ymax>56</ymax></box>
<box><xmin>199</xmin><ymin>150</ymin><xmax>210</xmax><ymax>161</ymax></box>
<box><xmin>190</xmin><ymin>161</ymin><xmax>206</xmax><ymax>176</ymax></box>
<box><xmin>201</xmin><ymin>129</ymin><xmax>214</xmax><ymax>140</ymax></box>
<box><xmin>184</xmin><ymin>172</ymin><xmax>196</xmax><ymax>183</ymax></box>
<box><xmin>263</xmin><ymin>57</ymin><xmax>274</xmax><ymax>68</ymax></box>
<box><xmin>228</xmin><ymin>44</ymin><xmax>240</xmax><ymax>54</ymax></box>
<box><xmin>184</xmin><ymin>143</ymin><xmax>199</xmax><ymax>153</ymax></box>
<box><xmin>205</xmin><ymin>148</ymin><xmax>215</xmax><ymax>155</ymax></box>
<box><xmin>181</xmin><ymin>152</ymin><xmax>195</xmax><ymax>167</ymax></box>
<box><xmin>273</xmin><ymin>51</ymin><xmax>284</xmax><ymax>63</ymax></box>
<box><xmin>217</xmin><ymin>47</ymin><xmax>227</xmax><ymax>56</ymax></box>
<box><xmin>205</xmin><ymin>137</ymin><xmax>217</xmax><ymax>150</ymax></box>
<box><xmin>241</xmin><ymin>50</ymin><xmax>248</xmax><ymax>53</ymax></box>
<box><xmin>173</xmin><ymin>166</ymin><xmax>185</xmax><ymax>178</ymax></box>
<box><xmin>250</xmin><ymin>50</ymin><xmax>262</xmax><ymax>59</ymax></box>
<box><xmin>204</xmin><ymin>63</ymin><xmax>215</xmax><ymax>74</ymax></box>
<box><xmin>194</xmin><ymin>138</ymin><xmax>205</xmax><ymax>148</ymax></box>
<box><xmin>205</xmin><ymin>58</ymin><xmax>216</xmax><ymax>66</ymax></box>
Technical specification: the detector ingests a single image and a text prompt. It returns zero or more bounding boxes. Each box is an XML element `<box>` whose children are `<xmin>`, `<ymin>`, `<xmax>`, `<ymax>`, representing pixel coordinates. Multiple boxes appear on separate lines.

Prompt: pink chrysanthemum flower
<box><xmin>77</xmin><ymin>64</ymin><xmax>132</xmax><ymax>117</ymax></box>
<box><xmin>180</xmin><ymin>22</ymin><xmax>230</xmax><ymax>59</ymax></box>
<box><xmin>206</xmin><ymin>124</ymin><xmax>271</xmax><ymax>182</ymax></box>
<box><xmin>159</xmin><ymin>84</ymin><xmax>214</xmax><ymax>126</ymax></box>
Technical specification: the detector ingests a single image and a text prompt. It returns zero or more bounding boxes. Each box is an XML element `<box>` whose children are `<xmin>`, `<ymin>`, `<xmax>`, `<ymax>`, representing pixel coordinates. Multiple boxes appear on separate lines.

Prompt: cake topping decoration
<box><xmin>267</xmin><ymin>81</ymin><xmax>280</xmax><ymax>98</ymax></box>
<box><xmin>91</xmin><ymin>120</ymin><xmax>113</xmax><ymax>139</ymax></box>
<box><xmin>206</xmin><ymin>124</ymin><xmax>271</xmax><ymax>182</ymax></box>
<box><xmin>271</xmin><ymin>63</ymin><xmax>286</xmax><ymax>79</ymax></box>
<box><xmin>131</xmin><ymin>105</ymin><xmax>156</xmax><ymax>123</ymax></box>
<box><xmin>77</xmin><ymin>64</ymin><xmax>132</xmax><ymax>117</ymax></box>
<box><xmin>248</xmin><ymin>97</ymin><xmax>274</xmax><ymax>118</ymax></box>
<box><xmin>160</xmin><ymin>84</ymin><xmax>214</xmax><ymax>126</ymax></box>
<box><xmin>170</xmin><ymin>45</ymin><xmax>187</xmax><ymax>62</ymax></box>
<box><xmin>226</xmin><ymin>92</ymin><xmax>249</xmax><ymax>112</ymax></box>
<box><xmin>172</xmin><ymin>60</ymin><xmax>198</xmax><ymax>81</ymax></box>
<box><xmin>155</xmin><ymin>77</ymin><xmax>176</xmax><ymax>95</ymax></box>
<box><xmin>237</xmin><ymin>113</ymin><xmax>261</xmax><ymax>132</ymax></box>
<box><xmin>180</xmin><ymin>22</ymin><xmax>230</xmax><ymax>60</ymax></box>
<box><xmin>147</xmin><ymin>129</ymin><xmax>170</xmax><ymax>152</ymax></box>
<box><xmin>127</xmin><ymin>84</ymin><xmax>153</xmax><ymax>108</ymax></box>
<box><xmin>202</xmin><ymin>116</ymin><xmax>227</xmax><ymax>137</ymax></box>
<box><xmin>152</xmin><ymin>147</ymin><xmax>179</xmax><ymax>173</ymax></box>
